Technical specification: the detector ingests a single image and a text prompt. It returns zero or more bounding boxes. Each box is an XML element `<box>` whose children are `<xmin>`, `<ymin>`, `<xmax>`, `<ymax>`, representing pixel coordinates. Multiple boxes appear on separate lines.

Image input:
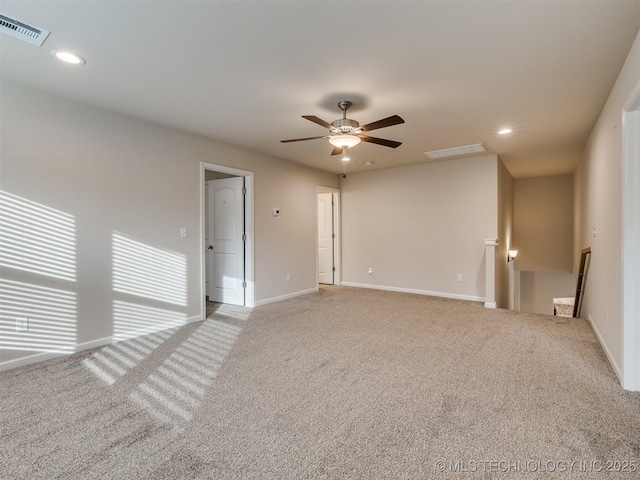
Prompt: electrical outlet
<box><xmin>16</xmin><ymin>317</ymin><xmax>28</xmax><ymax>332</ymax></box>
<box><xmin>368</xmin><ymin>267</ymin><xmax>373</xmax><ymax>275</ymax></box>
<box><xmin>286</xmin><ymin>273</ymin><xmax>291</xmax><ymax>282</ymax></box>
<box><xmin>457</xmin><ymin>274</ymin><xmax>463</xmax><ymax>282</ymax></box>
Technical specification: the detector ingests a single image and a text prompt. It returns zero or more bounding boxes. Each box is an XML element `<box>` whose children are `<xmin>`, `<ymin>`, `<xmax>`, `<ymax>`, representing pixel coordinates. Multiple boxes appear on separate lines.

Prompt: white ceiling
<box><xmin>1</xmin><ymin>1</ymin><xmax>639</xmax><ymax>178</ymax></box>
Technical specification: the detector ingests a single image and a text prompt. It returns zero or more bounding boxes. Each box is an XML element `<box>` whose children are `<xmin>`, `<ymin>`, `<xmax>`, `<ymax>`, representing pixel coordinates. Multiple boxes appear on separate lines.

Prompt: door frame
<box><xmin>200</xmin><ymin>162</ymin><xmax>254</xmax><ymax>314</ymax></box>
<box><xmin>622</xmin><ymin>83</ymin><xmax>640</xmax><ymax>391</ymax></box>
<box><xmin>316</xmin><ymin>186</ymin><xmax>341</xmax><ymax>286</ymax></box>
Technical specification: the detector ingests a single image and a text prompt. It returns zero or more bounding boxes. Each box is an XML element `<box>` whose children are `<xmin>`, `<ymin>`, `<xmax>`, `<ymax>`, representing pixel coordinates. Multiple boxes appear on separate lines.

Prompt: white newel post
<box><xmin>508</xmin><ymin>260</ymin><xmax>515</xmax><ymax>310</ymax></box>
<box><xmin>484</xmin><ymin>238</ymin><xmax>498</xmax><ymax>309</ymax></box>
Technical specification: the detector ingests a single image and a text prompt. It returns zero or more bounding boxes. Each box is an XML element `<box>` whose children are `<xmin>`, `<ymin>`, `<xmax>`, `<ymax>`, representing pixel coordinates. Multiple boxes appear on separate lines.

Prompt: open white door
<box><xmin>318</xmin><ymin>192</ymin><xmax>334</xmax><ymax>285</ymax></box>
<box><xmin>206</xmin><ymin>177</ymin><xmax>245</xmax><ymax>305</ymax></box>
<box><xmin>205</xmin><ymin>184</ymin><xmax>212</xmax><ymax>299</ymax></box>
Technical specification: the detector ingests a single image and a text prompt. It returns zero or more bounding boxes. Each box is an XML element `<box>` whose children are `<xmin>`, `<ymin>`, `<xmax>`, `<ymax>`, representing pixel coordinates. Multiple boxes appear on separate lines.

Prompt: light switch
<box><xmin>181</xmin><ymin>227</ymin><xmax>188</xmax><ymax>238</ymax></box>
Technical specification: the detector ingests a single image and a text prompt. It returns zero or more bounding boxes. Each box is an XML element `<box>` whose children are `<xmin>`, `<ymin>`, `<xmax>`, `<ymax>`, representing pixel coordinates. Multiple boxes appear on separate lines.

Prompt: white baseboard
<box><xmin>254</xmin><ymin>287</ymin><xmax>318</xmax><ymax>307</ymax></box>
<box><xmin>586</xmin><ymin>313</ymin><xmax>623</xmax><ymax>385</ymax></box>
<box><xmin>341</xmin><ymin>282</ymin><xmax>485</xmax><ymax>303</ymax></box>
<box><xmin>0</xmin><ymin>314</ymin><xmax>203</xmax><ymax>372</ymax></box>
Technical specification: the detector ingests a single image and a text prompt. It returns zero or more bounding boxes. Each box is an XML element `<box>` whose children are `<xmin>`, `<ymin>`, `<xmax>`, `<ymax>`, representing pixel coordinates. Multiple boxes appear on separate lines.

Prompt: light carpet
<box><xmin>2</xmin><ymin>286</ymin><xmax>640</xmax><ymax>479</ymax></box>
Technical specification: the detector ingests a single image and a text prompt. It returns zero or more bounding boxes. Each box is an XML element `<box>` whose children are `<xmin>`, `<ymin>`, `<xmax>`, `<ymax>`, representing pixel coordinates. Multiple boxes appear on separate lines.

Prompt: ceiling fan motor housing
<box><xmin>331</xmin><ymin>118</ymin><xmax>360</xmax><ymax>134</ymax></box>
<box><xmin>331</xmin><ymin>100</ymin><xmax>360</xmax><ymax>134</ymax></box>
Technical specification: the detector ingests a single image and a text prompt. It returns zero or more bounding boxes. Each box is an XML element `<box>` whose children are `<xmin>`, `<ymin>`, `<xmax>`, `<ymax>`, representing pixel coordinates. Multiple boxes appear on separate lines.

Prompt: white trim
<box><xmin>0</xmin><ymin>314</ymin><xmax>203</xmax><ymax>372</ymax></box>
<box><xmin>253</xmin><ymin>287</ymin><xmax>318</xmax><ymax>307</ymax></box>
<box><xmin>508</xmin><ymin>261</ymin><xmax>516</xmax><ymax>310</ymax></box>
<box><xmin>484</xmin><ymin>238</ymin><xmax>498</xmax><ymax>309</ymax></box>
<box><xmin>514</xmin><ymin>270</ymin><xmax>521</xmax><ymax>311</ymax></box>
<box><xmin>316</xmin><ymin>186</ymin><xmax>341</xmax><ymax>286</ymax></box>
<box><xmin>621</xmin><ymin>83</ymin><xmax>640</xmax><ymax>391</ymax></box>
<box><xmin>341</xmin><ymin>282</ymin><xmax>485</xmax><ymax>303</ymax></box>
<box><xmin>588</xmin><ymin>313</ymin><xmax>623</xmax><ymax>384</ymax></box>
<box><xmin>200</xmin><ymin>163</ymin><xmax>255</xmax><ymax>309</ymax></box>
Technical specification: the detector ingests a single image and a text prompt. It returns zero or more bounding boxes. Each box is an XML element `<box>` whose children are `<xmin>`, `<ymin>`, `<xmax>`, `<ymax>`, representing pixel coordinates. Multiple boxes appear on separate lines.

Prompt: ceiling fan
<box><xmin>281</xmin><ymin>101</ymin><xmax>405</xmax><ymax>156</ymax></box>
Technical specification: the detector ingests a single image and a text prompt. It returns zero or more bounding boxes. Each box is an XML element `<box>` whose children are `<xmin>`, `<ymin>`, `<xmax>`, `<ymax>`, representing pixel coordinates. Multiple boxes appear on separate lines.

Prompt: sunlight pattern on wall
<box><xmin>0</xmin><ymin>279</ymin><xmax>77</xmax><ymax>352</ymax></box>
<box><xmin>82</xmin><ymin>328</ymin><xmax>176</xmax><ymax>385</ymax></box>
<box><xmin>129</xmin><ymin>319</ymin><xmax>241</xmax><ymax>432</ymax></box>
<box><xmin>113</xmin><ymin>300</ymin><xmax>188</xmax><ymax>340</ymax></box>
<box><xmin>0</xmin><ymin>191</ymin><xmax>76</xmax><ymax>281</ymax></box>
<box><xmin>112</xmin><ymin>233</ymin><xmax>187</xmax><ymax>306</ymax></box>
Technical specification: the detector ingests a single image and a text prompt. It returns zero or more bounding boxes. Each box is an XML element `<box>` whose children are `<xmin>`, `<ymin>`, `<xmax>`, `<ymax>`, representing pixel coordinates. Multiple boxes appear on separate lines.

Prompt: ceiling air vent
<box><xmin>424</xmin><ymin>143</ymin><xmax>487</xmax><ymax>160</ymax></box>
<box><xmin>0</xmin><ymin>13</ymin><xmax>50</xmax><ymax>46</ymax></box>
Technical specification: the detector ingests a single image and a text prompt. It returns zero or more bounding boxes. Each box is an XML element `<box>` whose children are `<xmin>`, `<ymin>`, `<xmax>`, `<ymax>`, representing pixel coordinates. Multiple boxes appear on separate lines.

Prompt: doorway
<box><xmin>316</xmin><ymin>187</ymin><xmax>341</xmax><ymax>286</ymax></box>
<box><xmin>200</xmin><ymin>163</ymin><xmax>254</xmax><ymax>314</ymax></box>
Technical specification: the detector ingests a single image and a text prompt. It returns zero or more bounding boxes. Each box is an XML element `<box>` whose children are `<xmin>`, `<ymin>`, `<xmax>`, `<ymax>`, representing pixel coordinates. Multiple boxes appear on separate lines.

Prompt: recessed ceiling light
<box><xmin>498</xmin><ymin>128</ymin><xmax>512</xmax><ymax>135</ymax></box>
<box><xmin>341</xmin><ymin>155</ymin><xmax>351</xmax><ymax>162</ymax></box>
<box><xmin>365</xmin><ymin>161</ymin><xmax>374</xmax><ymax>166</ymax></box>
<box><xmin>53</xmin><ymin>50</ymin><xmax>85</xmax><ymax>65</ymax></box>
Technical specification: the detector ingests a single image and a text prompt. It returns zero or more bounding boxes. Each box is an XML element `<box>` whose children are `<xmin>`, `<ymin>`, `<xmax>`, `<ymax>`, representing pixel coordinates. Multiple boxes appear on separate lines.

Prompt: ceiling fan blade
<box><xmin>358</xmin><ymin>135</ymin><xmax>402</xmax><ymax>148</ymax></box>
<box><xmin>331</xmin><ymin>146</ymin><xmax>343</xmax><ymax>156</ymax></box>
<box><xmin>280</xmin><ymin>136</ymin><xmax>326</xmax><ymax>143</ymax></box>
<box><xmin>302</xmin><ymin>115</ymin><xmax>334</xmax><ymax>129</ymax></box>
<box><xmin>359</xmin><ymin>115</ymin><xmax>405</xmax><ymax>132</ymax></box>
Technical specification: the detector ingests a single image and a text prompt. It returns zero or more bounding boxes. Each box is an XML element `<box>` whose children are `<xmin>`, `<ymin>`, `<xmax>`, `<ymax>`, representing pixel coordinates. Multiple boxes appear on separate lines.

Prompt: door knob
<box><xmin>207</xmin><ymin>245</ymin><xmax>214</xmax><ymax>250</ymax></box>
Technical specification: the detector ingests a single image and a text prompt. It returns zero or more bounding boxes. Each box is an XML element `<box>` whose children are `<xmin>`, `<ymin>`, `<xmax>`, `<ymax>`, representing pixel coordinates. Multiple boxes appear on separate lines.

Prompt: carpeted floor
<box><xmin>1</xmin><ymin>286</ymin><xmax>639</xmax><ymax>479</ymax></box>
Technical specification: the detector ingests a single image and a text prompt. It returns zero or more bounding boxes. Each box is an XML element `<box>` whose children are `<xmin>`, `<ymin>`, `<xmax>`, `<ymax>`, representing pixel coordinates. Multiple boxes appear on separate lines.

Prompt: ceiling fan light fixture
<box><xmin>329</xmin><ymin>134</ymin><xmax>361</xmax><ymax>149</ymax></box>
<box><xmin>281</xmin><ymin>101</ymin><xmax>404</xmax><ymax>154</ymax></box>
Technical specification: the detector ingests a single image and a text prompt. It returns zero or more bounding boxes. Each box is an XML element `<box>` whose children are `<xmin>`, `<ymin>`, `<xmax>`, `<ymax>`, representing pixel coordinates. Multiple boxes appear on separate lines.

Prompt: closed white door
<box><xmin>206</xmin><ymin>177</ymin><xmax>245</xmax><ymax>305</ymax></box>
<box><xmin>318</xmin><ymin>192</ymin><xmax>334</xmax><ymax>285</ymax></box>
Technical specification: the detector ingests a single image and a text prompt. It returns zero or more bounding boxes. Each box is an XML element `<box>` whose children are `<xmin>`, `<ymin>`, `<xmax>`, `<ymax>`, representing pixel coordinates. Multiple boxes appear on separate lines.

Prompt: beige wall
<box><xmin>341</xmin><ymin>155</ymin><xmax>498</xmax><ymax>301</ymax></box>
<box><xmin>0</xmin><ymin>82</ymin><xmax>338</xmax><ymax>368</ymax></box>
<box><xmin>514</xmin><ymin>175</ymin><xmax>574</xmax><ymax>273</ymax></box>
<box><xmin>496</xmin><ymin>158</ymin><xmax>514</xmax><ymax>309</ymax></box>
<box><xmin>575</xmin><ymin>31</ymin><xmax>640</xmax><ymax>379</ymax></box>
<box><xmin>519</xmin><ymin>272</ymin><xmax>576</xmax><ymax>316</ymax></box>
